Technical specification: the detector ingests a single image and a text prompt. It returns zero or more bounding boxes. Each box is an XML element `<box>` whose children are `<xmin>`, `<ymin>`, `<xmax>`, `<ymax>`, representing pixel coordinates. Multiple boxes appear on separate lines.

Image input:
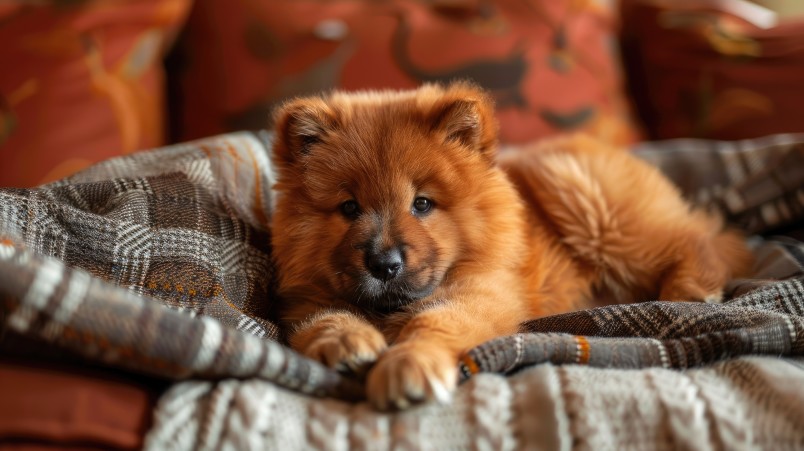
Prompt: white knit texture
<box><xmin>146</xmin><ymin>356</ymin><xmax>804</xmax><ymax>450</ymax></box>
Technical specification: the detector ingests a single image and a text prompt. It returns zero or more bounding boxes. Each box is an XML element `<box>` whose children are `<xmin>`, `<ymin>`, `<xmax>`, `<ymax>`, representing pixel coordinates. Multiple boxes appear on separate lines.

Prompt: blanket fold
<box><xmin>0</xmin><ymin>242</ymin><xmax>363</xmax><ymax>400</ymax></box>
<box><xmin>461</xmin><ymin>275</ymin><xmax>804</xmax><ymax>379</ymax></box>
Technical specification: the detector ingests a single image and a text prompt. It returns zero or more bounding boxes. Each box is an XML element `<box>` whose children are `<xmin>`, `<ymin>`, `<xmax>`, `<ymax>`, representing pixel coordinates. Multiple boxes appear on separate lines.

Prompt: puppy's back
<box><xmin>498</xmin><ymin>134</ymin><xmax>753</xmax><ymax>310</ymax></box>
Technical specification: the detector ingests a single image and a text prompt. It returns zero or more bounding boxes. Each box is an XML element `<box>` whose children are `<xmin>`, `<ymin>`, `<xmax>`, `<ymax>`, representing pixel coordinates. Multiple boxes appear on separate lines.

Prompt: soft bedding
<box><xmin>1</xmin><ymin>132</ymin><xmax>802</xmax><ymax>449</ymax></box>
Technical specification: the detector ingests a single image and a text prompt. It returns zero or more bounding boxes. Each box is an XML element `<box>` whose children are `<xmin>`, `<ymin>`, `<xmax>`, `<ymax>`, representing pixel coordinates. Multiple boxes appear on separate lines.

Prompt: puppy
<box><xmin>269</xmin><ymin>82</ymin><xmax>752</xmax><ymax>410</ymax></box>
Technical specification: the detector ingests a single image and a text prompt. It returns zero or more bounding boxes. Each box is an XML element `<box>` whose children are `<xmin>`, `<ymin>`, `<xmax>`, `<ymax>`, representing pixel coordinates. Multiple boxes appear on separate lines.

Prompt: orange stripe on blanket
<box><xmin>461</xmin><ymin>354</ymin><xmax>480</xmax><ymax>375</ymax></box>
<box><xmin>575</xmin><ymin>336</ymin><xmax>591</xmax><ymax>364</ymax></box>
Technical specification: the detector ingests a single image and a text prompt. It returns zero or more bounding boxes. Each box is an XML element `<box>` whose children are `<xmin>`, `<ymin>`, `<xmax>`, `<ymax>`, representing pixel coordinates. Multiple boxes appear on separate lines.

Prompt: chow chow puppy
<box><xmin>269</xmin><ymin>82</ymin><xmax>752</xmax><ymax>410</ymax></box>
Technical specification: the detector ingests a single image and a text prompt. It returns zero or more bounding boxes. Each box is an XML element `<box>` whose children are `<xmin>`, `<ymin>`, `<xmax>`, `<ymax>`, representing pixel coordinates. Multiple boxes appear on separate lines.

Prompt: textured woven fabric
<box><xmin>0</xmin><ymin>244</ymin><xmax>361</xmax><ymax>400</ymax></box>
<box><xmin>635</xmin><ymin>134</ymin><xmax>804</xmax><ymax>234</ymax></box>
<box><xmin>2</xmin><ymin>132</ymin><xmax>279</xmax><ymax>337</ymax></box>
<box><xmin>461</xmin><ymin>275</ymin><xmax>804</xmax><ymax>379</ymax></box>
<box><xmin>1</xmin><ymin>131</ymin><xmax>803</xmax><ymax>449</ymax></box>
<box><xmin>146</xmin><ymin>355</ymin><xmax>804</xmax><ymax>450</ymax></box>
<box><xmin>0</xmin><ymin>132</ymin><xmax>360</xmax><ymax>400</ymax></box>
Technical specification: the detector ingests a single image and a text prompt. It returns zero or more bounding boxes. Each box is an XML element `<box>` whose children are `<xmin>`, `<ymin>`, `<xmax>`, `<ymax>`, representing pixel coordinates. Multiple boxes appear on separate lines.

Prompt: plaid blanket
<box><xmin>1</xmin><ymin>132</ymin><xmax>803</xmax><ymax>449</ymax></box>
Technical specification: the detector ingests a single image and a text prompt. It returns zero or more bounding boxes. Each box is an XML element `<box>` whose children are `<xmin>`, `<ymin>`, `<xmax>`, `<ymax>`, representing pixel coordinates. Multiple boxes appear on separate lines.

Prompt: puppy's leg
<box><xmin>290</xmin><ymin>310</ymin><xmax>387</xmax><ymax>373</ymax></box>
<box><xmin>367</xmin><ymin>276</ymin><xmax>525</xmax><ymax>410</ymax></box>
<box><xmin>659</xmin><ymin>228</ymin><xmax>753</xmax><ymax>302</ymax></box>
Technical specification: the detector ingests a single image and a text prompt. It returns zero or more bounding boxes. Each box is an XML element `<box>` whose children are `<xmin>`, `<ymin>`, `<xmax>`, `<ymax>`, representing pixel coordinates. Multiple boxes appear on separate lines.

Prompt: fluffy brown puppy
<box><xmin>270</xmin><ymin>82</ymin><xmax>752</xmax><ymax>410</ymax></box>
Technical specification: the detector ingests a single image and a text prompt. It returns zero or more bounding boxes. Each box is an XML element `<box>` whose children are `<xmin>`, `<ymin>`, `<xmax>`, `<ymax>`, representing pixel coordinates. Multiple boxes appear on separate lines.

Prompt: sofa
<box><xmin>1</xmin><ymin>0</ymin><xmax>803</xmax><ymax>449</ymax></box>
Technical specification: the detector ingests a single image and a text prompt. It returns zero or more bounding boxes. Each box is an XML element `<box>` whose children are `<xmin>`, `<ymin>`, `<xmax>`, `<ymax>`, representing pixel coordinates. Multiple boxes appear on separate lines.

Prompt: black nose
<box><xmin>365</xmin><ymin>247</ymin><xmax>404</xmax><ymax>281</ymax></box>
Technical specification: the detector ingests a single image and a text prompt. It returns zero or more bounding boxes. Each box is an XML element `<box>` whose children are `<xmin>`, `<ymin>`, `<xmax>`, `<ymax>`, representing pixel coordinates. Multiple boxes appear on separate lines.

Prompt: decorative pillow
<box><xmin>170</xmin><ymin>0</ymin><xmax>640</xmax><ymax>146</ymax></box>
<box><xmin>0</xmin><ymin>1</ymin><xmax>192</xmax><ymax>188</ymax></box>
<box><xmin>620</xmin><ymin>0</ymin><xmax>804</xmax><ymax>140</ymax></box>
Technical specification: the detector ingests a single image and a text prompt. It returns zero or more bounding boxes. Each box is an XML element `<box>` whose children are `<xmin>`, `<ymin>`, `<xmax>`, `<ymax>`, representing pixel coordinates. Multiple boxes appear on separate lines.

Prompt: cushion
<box><xmin>620</xmin><ymin>0</ymin><xmax>804</xmax><ymax>140</ymax></box>
<box><xmin>0</xmin><ymin>1</ymin><xmax>191</xmax><ymax>187</ymax></box>
<box><xmin>0</xmin><ymin>357</ymin><xmax>157</xmax><ymax>450</ymax></box>
<box><xmin>170</xmin><ymin>0</ymin><xmax>640</xmax><ymax>146</ymax></box>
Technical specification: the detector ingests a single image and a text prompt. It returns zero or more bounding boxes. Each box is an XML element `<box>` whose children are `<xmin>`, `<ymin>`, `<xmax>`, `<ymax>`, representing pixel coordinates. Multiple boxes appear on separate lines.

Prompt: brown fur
<box><xmin>270</xmin><ymin>83</ymin><xmax>753</xmax><ymax>410</ymax></box>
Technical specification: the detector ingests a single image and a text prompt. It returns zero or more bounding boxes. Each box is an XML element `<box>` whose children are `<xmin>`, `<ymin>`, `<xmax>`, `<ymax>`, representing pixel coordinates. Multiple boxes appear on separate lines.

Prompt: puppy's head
<box><xmin>271</xmin><ymin>83</ymin><xmax>513</xmax><ymax>316</ymax></box>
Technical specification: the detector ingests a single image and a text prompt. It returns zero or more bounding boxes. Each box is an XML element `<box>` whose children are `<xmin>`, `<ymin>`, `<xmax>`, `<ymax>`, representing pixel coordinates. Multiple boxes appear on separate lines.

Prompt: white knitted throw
<box><xmin>145</xmin><ymin>356</ymin><xmax>804</xmax><ymax>450</ymax></box>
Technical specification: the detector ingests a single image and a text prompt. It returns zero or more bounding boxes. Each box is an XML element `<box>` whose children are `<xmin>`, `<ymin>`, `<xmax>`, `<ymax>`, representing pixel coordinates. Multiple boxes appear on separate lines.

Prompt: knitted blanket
<box><xmin>1</xmin><ymin>132</ymin><xmax>803</xmax><ymax>449</ymax></box>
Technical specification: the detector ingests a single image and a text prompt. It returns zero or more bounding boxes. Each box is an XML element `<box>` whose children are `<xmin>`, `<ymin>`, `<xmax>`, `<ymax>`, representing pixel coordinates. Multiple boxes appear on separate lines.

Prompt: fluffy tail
<box><xmin>499</xmin><ymin>134</ymin><xmax>754</xmax><ymax>302</ymax></box>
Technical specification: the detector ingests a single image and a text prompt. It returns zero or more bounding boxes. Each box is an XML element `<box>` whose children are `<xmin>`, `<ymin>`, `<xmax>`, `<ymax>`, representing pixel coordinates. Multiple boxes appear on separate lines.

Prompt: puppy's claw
<box><xmin>429</xmin><ymin>378</ymin><xmax>453</xmax><ymax>405</ymax></box>
<box><xmin>395</xmin><ymin>397</ymin><xmax>411</xmax><ymax>410</ymax></box>
<box><xmin>403</xmin><ymin>380</ymin><xmax>426</xmax><ymax>402</ymax></box>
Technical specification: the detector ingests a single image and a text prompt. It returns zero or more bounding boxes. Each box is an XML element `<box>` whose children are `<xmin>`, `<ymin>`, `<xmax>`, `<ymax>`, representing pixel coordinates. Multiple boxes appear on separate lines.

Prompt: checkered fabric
<box><xmin>635</xmin><ymin>134</ymin><xmax>804</xmax><ymax>234</ymax></box>
<box><xmin>0</xmin><ymin>132</ymin><xmax>360</xmax><ymax>399</ymax></box>
<box><xmin>460</xmin><ymin>274</ymin><xmax>804</xmax><ymax>379</ymax></box>
<box><xmin>2</xmin><ymin>132</ymin><xmax>280</xmax><ymax>337</ymax></box>
<box><xmin>1</xmin><ymin>131</ymin><xmax>803</xmax><ymax>449</ymax></box>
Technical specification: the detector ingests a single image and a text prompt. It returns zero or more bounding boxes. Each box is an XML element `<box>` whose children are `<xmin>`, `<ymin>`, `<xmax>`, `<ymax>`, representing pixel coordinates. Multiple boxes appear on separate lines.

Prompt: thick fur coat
<box><xmin>270</xmin><ymin>83</ymin><xmax>752</xmax><ymax>409</ymax></box>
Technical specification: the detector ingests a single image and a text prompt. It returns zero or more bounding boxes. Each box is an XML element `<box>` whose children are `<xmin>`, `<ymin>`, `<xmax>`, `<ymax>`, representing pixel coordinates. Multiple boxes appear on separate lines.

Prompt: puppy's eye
<box><xmin>412</xmin><ymin>197</ymin><xmax>433</xmax><ymax>215</ymax></box>
<box><xmin>340</xmin><ymin>200</ymin><xmax>360</xmax><ymax>219</ymax></box>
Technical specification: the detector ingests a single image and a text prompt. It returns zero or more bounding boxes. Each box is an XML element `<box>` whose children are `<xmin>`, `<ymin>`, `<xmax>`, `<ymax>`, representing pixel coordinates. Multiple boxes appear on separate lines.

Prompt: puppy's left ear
<box><xmin>427</xmin><ymin>86</ymin><xmax>498</xmax><ymax>158</ymax></box>
<box><xmin>272</xmin><ymin>97</ymin><xmax>337</xmax><ymax>163</ymax></box>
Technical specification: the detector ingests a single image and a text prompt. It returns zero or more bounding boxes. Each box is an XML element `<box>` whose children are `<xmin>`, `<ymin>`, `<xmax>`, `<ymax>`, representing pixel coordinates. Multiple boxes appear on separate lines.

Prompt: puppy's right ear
<box><xmin>272</xmin><ymin>97</ymin><xmax>337</xmax><ymax>162</ymax></box>
<box><xmin>424</xmin><ymin>83</ymin><xmax>498</xmax><ymax>160</ymax></box>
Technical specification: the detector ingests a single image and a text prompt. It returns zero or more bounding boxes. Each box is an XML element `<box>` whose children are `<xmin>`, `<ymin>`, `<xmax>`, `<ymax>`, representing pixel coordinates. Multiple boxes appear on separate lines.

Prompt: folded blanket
<box><xmin>1</xmin><ymin>132</ymin><xmax>803</xmax><ymax>449</ymax></box>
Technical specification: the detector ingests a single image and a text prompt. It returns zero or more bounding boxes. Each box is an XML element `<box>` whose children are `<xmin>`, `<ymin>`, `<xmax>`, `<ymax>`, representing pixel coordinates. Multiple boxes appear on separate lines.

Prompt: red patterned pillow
<box><xmin>0</xmin><ymin>1</ymin><xmax>191</xmax><ymax>187</ymax></box>
<box><xmin>171</xmin><ymin>0</ymin><xmax>640</xmax><ymax>146</ymax></box>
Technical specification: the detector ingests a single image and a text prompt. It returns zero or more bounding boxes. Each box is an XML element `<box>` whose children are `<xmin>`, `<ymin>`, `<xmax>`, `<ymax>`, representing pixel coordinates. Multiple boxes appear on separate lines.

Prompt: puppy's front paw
<box><xmin>366</xmin><ymin>343</ymin><xmax>457</xmax><ymax>410</ymax></box>
<box><xmin>302</xmin><ymin>324</ymin><xmax>388</xmax><ymax>373</ymax></box>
